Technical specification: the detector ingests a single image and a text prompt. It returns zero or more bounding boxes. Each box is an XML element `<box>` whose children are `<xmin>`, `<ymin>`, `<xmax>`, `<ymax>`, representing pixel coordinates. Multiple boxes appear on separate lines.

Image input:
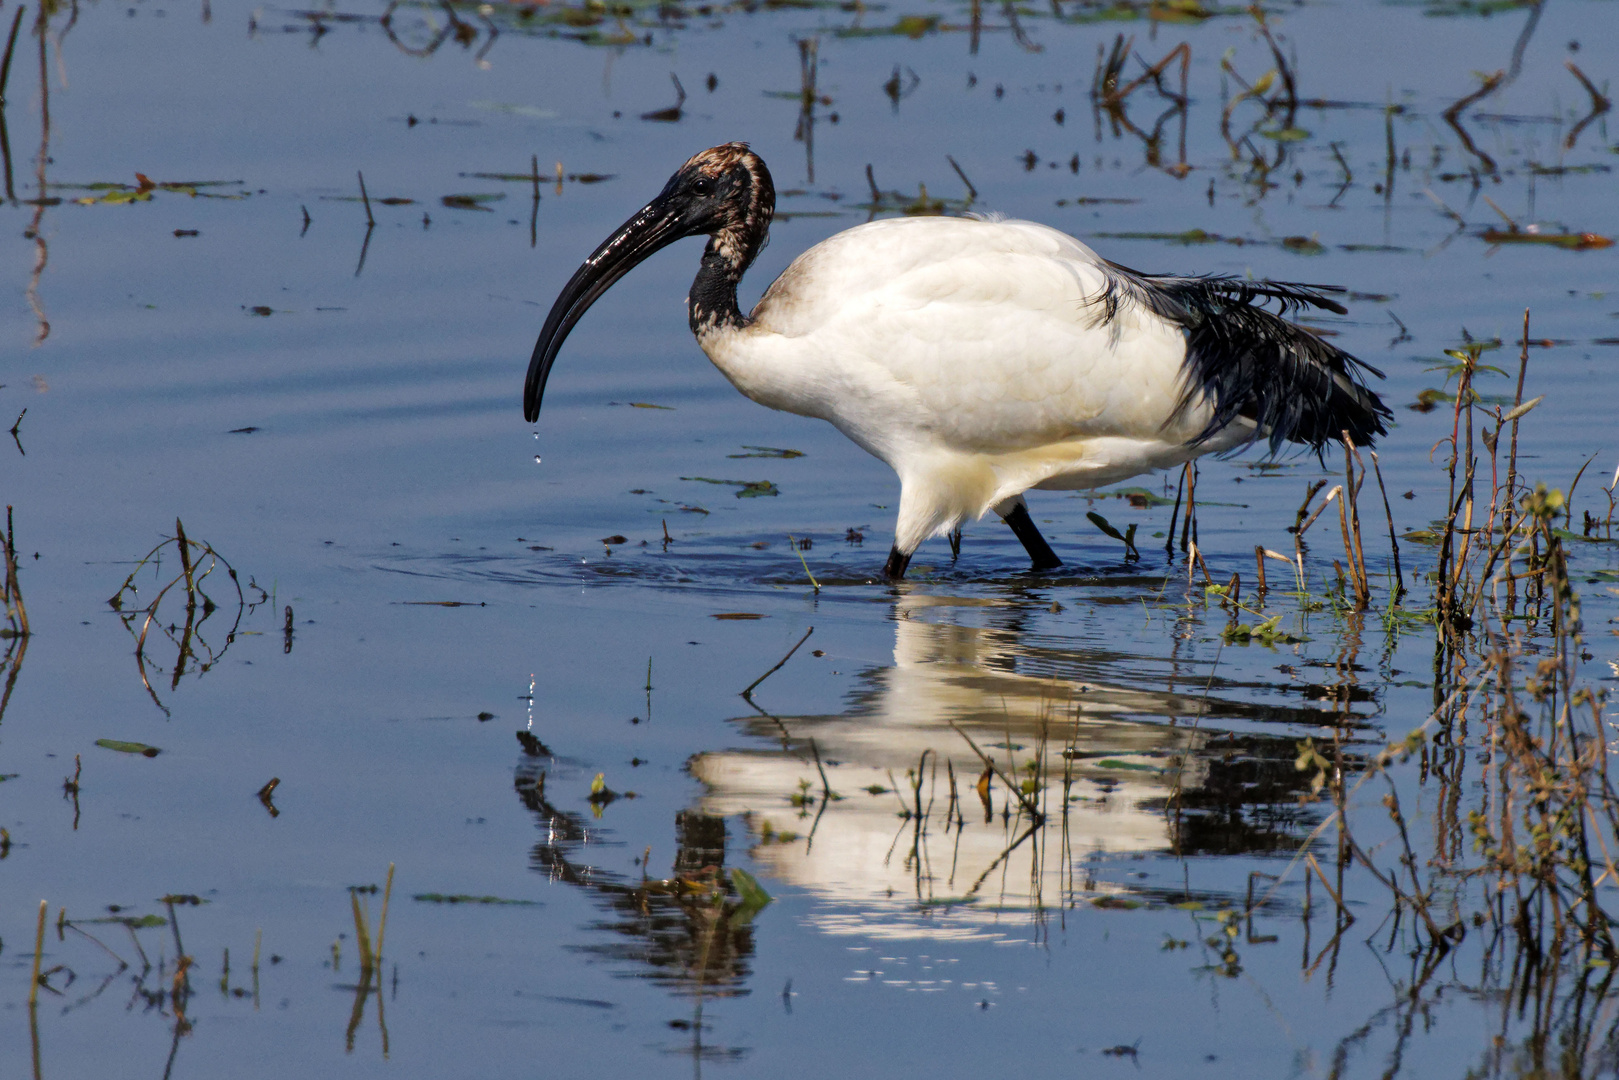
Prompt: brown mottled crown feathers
<box><xmin>679</xmin><ymin>142</ymin><xmax>759</xmax><ymax>176</ymax></box>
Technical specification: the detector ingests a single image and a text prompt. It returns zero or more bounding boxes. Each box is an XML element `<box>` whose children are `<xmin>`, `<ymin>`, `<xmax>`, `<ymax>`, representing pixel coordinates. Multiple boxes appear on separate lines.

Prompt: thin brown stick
<box><xmin>1368</xmin><ymin>451</ymin><xmax>1405</xmax><ymax>600</ymax></box>
<box><xmin>1504</xmin><ymin>309</ymin><xmax>1530</xmax><ymax>536</ymax></box>
<box><xmin>374</xmin><ymin>862</ymin><xmax>395</xmax><ymax>965</ymax></box>
<box><xmin>949</xmin><ymin>721</ymin><xmax>1042</xmax><ymax>822</ymax></box>
<box><xmin>29</xmin><ymin>898</ymin><xmax>46</xmax><ymax>1006</ymax></box>
<box><xmin>1343</xmin><ymin>435</ymin><xmax>1370</xmax><ymax>602</ymax></box>
<box><xmin>946</xmin><ymin>155</ymin><xmax>977</xmax><ymax>201</ymax></box>
<box><xmin>3</xmin><ymin>506</ymin><xmax>27</xmax><ymax>637</ymax></box>
<box><xmin>1298</xmin><ymin>485</ymin><xmax>1342</xmax><ymax>538</ymax></box>
<box><xmin>357</xmin><ymin>170</ymin><xmax>375</xmax><ymax>226</ymax></box>
<box><xmin>0</xmin><ymin>6</ymin><xmax>25</xmax><ymax>107</ymax></box>
<box><xmin>1564</xmin><ymin>61</ymin><xmax>1611</xmax><ymax>149</ymax></box>
<box><xmin>807</xmin><ymin>736</ymin><xmax>836</xmax><ymax>802</ymax></box>
<box><xmin>740</xmin><ymin>626</ymin><xmax>814</xmax><ymax>698</ymax></box>
<box><xmin>1180</xmin><ymin>463</ymin><xmax>1197</xmax><ymax>552</ymax></box>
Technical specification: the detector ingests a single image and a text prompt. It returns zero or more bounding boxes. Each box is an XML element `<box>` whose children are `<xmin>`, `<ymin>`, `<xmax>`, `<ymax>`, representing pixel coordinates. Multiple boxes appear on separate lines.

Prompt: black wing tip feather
<box><xmin>1099</xmin><ymin>263</ymin><xmax>1391</xmax><ymax>455</ymax></box>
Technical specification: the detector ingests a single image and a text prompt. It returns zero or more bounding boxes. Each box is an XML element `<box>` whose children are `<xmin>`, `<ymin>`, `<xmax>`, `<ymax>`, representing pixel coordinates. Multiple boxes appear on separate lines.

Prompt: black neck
<box><xmin>687</xmin><ymin>160</ymin><xmax>774</xmax><ymax>337</ymax></box>
<box><xmin>688</xmin><ymin>245</ymin><xmax>748</xmax><ymax>336</ymax></box>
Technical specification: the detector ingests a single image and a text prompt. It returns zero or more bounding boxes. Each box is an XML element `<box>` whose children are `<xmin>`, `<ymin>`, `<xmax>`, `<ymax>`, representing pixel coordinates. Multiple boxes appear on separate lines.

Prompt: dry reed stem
<box><xmin>28</xmin><ymin>898</ymin><xmax>45</xmax><ymax>1006</ymax></box>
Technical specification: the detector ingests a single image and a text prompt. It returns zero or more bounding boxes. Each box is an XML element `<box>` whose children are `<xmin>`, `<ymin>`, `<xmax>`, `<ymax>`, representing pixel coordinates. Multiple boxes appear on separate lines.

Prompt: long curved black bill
<box><xmin>524</xmin><ymin>195</ymin><xmax>691</xmax><ymax>423</ymax></box>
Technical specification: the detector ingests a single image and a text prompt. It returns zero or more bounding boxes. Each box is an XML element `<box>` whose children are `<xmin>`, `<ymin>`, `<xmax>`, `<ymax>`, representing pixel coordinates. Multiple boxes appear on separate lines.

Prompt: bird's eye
<box><xmin>690</xmin><ymin>177</ymin><xmax>716</xmax><ymax>196</ymax></box>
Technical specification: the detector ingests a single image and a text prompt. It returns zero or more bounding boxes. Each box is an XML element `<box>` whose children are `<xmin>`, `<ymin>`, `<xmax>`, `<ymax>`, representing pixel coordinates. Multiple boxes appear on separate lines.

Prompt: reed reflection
<box><xmin>692</xmin><ymin>593</ymin><xmax>1365</xmax><ymax>936</ymax></box>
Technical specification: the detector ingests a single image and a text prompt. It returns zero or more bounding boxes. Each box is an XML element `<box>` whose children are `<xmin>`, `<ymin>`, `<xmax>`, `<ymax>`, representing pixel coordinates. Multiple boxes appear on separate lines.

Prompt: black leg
<box><xmin>948</xmin><ymin>527</ymin><xmax>962</xmax><ymax>560</ymax></box>
<box><xmin>883</xmin><ymin>546</ymin><xmax>912</xmax><ymax>580</ymax></box>
<box><xmin>1003</xmin><ymin>503</ymin><xmax>1062</xmax><ymax>570</ymax></box>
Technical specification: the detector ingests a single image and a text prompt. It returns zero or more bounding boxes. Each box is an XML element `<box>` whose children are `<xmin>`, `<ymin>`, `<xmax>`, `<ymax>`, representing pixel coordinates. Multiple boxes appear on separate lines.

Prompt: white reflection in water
<box><xmin>692</xmin><ymin>594</ymin><xmax>1323</xmax><ymax>940</ymax></box>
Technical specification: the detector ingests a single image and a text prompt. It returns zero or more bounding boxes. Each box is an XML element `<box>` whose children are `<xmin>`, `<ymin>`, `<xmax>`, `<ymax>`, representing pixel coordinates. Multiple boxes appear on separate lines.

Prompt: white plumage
<box><xmin>703</xmin><ymin>215</ymin><xmax>1248</xmax><ymax>554</ymax></box>
<box><xmin>525</xmin><ymin>144</ymin><xmax>1388</xmax><ymax>578</ymax></box>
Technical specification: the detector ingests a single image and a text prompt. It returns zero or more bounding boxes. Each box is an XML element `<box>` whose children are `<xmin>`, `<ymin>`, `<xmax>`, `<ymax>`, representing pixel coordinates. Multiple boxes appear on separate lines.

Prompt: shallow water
<box><xmin>2</xmin><ymin>0</ymin><xmax>1618</xmax><ymax>1075</ymax></box>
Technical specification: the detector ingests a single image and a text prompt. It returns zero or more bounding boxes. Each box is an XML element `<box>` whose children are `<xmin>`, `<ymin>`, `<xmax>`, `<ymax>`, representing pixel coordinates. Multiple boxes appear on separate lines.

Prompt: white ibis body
<box><xmin>525</xmin><ymin>143</ymin><xmax>1390</xmax><ymax>579</ymax></box>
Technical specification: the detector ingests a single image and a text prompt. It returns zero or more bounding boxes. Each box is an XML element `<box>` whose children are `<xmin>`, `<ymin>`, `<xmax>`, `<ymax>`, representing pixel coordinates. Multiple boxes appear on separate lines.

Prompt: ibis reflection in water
<box><xmin>525</xmin><ymin>144</ymin><xmax>1391</xmax><ymax>578</ymax></box>
<box><xmin>689</xmin><ymin>594</ymin><xmax>1369</xmax><ymax>934</ymax></box>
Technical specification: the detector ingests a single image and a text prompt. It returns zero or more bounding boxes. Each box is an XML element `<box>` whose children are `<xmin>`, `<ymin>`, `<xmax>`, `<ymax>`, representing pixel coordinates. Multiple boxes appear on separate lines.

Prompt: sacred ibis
<box><xmin>525</xmin><ymin>143</ymin><xmax>1390</xmax><ymax>579</ymax></box>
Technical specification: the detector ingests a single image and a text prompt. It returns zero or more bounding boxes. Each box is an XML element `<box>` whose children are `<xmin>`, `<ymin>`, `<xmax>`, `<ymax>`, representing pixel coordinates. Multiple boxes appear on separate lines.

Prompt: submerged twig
<box><xmin>740</xmin><ymin>626</ymin><xmax>814</xmax><ymax>699</ymax></box>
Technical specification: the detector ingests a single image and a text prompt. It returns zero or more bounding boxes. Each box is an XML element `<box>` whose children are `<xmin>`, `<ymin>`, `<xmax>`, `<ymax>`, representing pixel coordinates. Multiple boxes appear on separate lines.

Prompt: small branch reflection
<box><xmin>107</xmin><ymin>520</ymin><xmax>262</xmax><ymax>716</ymax></box>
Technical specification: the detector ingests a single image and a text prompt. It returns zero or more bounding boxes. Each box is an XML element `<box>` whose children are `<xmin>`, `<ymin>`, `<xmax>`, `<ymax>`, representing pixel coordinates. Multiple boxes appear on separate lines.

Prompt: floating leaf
<box><xmin>412</xmin><ymin>893</ymin><xmax>541</xmax><ymax>905</ymax></box>
<box><xmin>1481</xmin><ymin>228</ymin><xmax>1614</xmax><ymax>250</ymax></box>
<box><xmin>729</xmin><ymin>867</ymin><xmax>773</xmax><ymax>923</ymax></box>
<box><xmin>681</xmin><ymin>477</ymin><xmax>779</xmax><ymax>498</ymax></box>
<box><xmin>1096</xmin><ymin>486</ymin><xmax>1174</xmax><ymax>507</ymax></box>
<box><xmin>1086</xmin><ymin>511</ymin><xmax>1140</xmax><ymax>559</ymax></box>
<box><xmin>1094</xmin><ymin>227</ymin><xmax>1220</xmax><ymax>245</ymax></box>
<box><xmin>1279</xmin><ymin>235</ymin><xmax>1326</xmax><ymax>255</ymax></box>
<box><xmin>838</xmin><ymin>13</ymin><xmax>939</xmax><ymax>37</ymax></box>
<box><xmin>96</xmin><ymin>739</ymin><xmax>161</xmax><ymax>757</ymax></box>
<box><xmin>1093</xmin><ymin>758</ymin><xmax>1159</xmax><ymax>772</ymax></box>
<box><xmin>81</xmin><ymin>912</ymin><xmax>170</xmax><ymax>927</ymax></box>
<box><xmin>441</xmin><ymin>192</ymin><xmax>506</xmax><ymax>211</ymax></box>
<box><xmin>728</xmin><ymin>446</ymin><xmax>804</xmax><ymax>459</ymax></box>
<box><xmin>1220</xmin><ymin>613</ymin><xmax>1305</xmax><ymax>646</ymax></box>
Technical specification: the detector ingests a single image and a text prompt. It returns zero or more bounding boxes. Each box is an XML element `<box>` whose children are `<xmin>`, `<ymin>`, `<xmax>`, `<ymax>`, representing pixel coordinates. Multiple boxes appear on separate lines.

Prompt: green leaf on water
<box><xmin>681</xmin><ymin>477</ymin><xmax>779</xmax><ymax>498</ymax></box>
<box><xmin>1093</xmin><ymin>228</ymin><xmax>1222</xmax><ymax>245</ymax></box>
<box><xmin>729</xmin><ymin>867</ymin><xmax>773</xmax><ymax>923</ymax></box>
<box><xmin>1551</xmin><ymin>528</ymin><xmax>1617</xmax><ymax>544</ymax></box>
<box><xmin>1086</xmin><ymin>511</ymin><xmax>1140</xmax><ymax>559</ymax></box>
<box><xmin>728</xmin><ymin>446</ymin><xmax>804</xmax><ymax>459</ymax></box>
<box><xmin>1221</xmin><ymin>613</ymin><xmax>1304</xmax><ymax>646</ymax></box>
<box><xmin>83</xmin><ymin>912</ymin><xmax>170</xmax><ymax>927</ymax></box>
<box><xmin>1093</xmin><ymin>759</ymin><xmax>1159</xmax><ymax>772</ymax></box>
<box><xmin>1095</xmin><ymin>486</ymin><xmax>1174</xmax><ymax>507</ymax></box>
<box><xmin>412</xmin><ymin>893</ymin><xmax>541</xmax><ymax>905</ymax></box>
<box><xmin>441</xmin><ymin>193</ymin><xmax>506</xmax><ymax>211</ymax></box>
<box><xmin>96</xmin><ymin>739</ymin><xmax>161</xmax><ymax>757</ymax></box>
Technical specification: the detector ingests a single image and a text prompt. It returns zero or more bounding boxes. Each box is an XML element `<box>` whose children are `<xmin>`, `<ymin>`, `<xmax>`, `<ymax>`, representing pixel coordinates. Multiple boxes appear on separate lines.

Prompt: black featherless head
<box><xmin>524</xmin><ymin>143</ymin><xmax>776</xmax><ymax>422</ymax></box>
